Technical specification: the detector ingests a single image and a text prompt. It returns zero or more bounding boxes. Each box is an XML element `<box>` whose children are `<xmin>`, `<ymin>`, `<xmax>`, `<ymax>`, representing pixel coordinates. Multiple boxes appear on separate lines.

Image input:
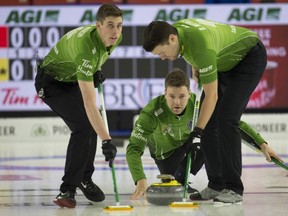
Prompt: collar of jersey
<box><xmin>94</xmin><ymin>27</ymin><xmax>107</xmax><ymax>52</ymax></box>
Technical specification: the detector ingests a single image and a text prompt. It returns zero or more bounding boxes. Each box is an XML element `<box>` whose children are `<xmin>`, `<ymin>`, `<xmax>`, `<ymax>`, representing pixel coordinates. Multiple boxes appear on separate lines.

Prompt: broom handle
<box><xmin>97</xmin><ymin>83</ymin><xmax>120</xmax><ymax>205</ymax></box>
<box><xmin>183</xmin><ymin>83</ymin><xmax>203</xmax><ymax>201</ymax></box>
<box><xmin>183</xmin><ymin>153</ymin><xmax>192</xmax><ymax>202</ymax></box>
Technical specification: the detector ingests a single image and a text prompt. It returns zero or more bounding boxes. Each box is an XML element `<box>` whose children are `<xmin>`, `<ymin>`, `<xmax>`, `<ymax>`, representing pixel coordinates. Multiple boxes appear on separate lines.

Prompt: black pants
<box><xmin>35</xmin><ymin>68</ymin><xmax>97</xmax><ymax>193</ymax></box>
<box><xmin>201</xmin><ymin>41</ymin><xmax>267</xmax><ymax>195</ymax></box>
<box><xmin>151</xmin><ymin>142</ymin><xmax>204</xmax><ymax>184</ymax></box>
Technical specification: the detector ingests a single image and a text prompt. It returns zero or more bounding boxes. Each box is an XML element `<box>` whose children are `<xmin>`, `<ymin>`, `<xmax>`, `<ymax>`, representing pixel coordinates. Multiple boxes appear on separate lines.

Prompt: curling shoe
<box><xmin>78</xmin><ymin>179</ymin><xmax>105</xmax><ymax>202</ymax></box>
<box><xmin>187</xmin><ymin>185</ymin><xmax>199</xmax><ymax>194</ymax></box>
<box><xmin>190</xmin><ymin>187</ymin><xmax>221</xmax><ymax>200</ymax></box>
<box><xmin>213</xmin><ymin>189</ymin><xmax>243</xmax><ymax>204</ymax></box>
<box><xmin>53</xmin><ymin>191</ymin><xmax>76</xmax><ymax>208</ymax></box>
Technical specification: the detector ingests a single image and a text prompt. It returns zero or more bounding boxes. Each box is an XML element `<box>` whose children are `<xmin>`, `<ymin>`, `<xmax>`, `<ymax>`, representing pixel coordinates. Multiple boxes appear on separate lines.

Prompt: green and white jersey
<box><xmin>173</xmin><ymin>19</ymin><xmax>259</xmax><ymax>84</ymax></box>
<box><xmin>126</xmin><ymin>93</ymin><xmax>266</xmax><ymax>183</ymax></box>
<box><xmin>126</xmin><ymin>94</ymin><xmax>196</xmax><ymax>183</ymax></box>
<box><xmin>40</xmin><ymin>24</ymin><xmax>122</xmax><ymax>82</ymax></box>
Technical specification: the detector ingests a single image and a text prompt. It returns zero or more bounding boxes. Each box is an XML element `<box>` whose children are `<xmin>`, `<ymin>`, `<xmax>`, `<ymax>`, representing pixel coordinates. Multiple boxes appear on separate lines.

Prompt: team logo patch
<box><xmin>161</xmin><ymin>124</ymin><xmax>174</xmax><ymax>136</ymax></box>
<box><xmin>187</xmin><ymin>118</ymin><xmax>193</xmax><ymax>131</ymax></box>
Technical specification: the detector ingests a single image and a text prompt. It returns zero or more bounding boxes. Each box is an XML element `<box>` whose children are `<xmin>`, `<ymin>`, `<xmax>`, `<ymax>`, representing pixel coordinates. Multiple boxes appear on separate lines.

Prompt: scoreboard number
<box><xmin>10</xmin><ymin>60</ymin><xmax>24</xmax><ymax>81</ymax></box>
<box><xmin>10</xmin><ymin>27</ymin><xmax>24</xmax><ymax>48</ymax></box>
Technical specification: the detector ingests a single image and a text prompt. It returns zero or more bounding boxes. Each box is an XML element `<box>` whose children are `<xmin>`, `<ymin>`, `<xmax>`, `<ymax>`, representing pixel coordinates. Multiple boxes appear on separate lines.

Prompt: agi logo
<box><xmin>5</xmin><ymin>10</ymin><xmax>60</xmax><ymax>24</ymax></box>
<box><xmin>266</xmin><ymin>8</ymin><xmax>281</xmax><ymax>21</ymax></box>
<box><xmin>44</xmin><ymin>10</ymin><xmax>59</xmax><ymax>22</ymax></box>
<box><xmin>155</xmin><ymin>9</ymin><xmax>207</xmax><ymax>22</ymax></box>
<box><xmin>228</xmin><ymin>7</ymin><xmax>281</xmax><ymax>21</ymax></box>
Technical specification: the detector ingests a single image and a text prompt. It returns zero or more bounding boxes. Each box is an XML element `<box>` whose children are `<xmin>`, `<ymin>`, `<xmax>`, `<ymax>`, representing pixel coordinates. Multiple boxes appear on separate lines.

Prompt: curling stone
<box><xmin>146</xmin><ymin>174</ymin><xmax>184</xmax><ymax>206</ymax></box>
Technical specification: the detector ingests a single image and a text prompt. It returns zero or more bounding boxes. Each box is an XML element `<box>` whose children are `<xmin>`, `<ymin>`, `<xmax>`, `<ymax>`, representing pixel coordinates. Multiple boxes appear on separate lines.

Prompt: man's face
<box><xmin>165</xmin><ymin>86</ymin><xmax>190</xmax><ymax>115</ymax></box>
<box><xmin>151</xmin><ymin>34</ymin><xmax>180</xmax><ymax>61</ymax></box>
<box><xmin>96</xmin><ymin>16</ymin><xmax>123</xmax><ymax>47</ymax></box>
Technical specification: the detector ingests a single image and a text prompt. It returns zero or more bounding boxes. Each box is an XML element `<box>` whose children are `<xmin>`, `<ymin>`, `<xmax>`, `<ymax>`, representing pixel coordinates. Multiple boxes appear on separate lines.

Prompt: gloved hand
<box><xmin>102</xmin><ymin>139</ymin><xmax>117</xmax><ymax>168</ymax></box>
<box><xmin>93</xmin><ymin>71</ymin><xmax>106</xmax><ymax>88</ymax></box>
<box><xmin>189</xmin><ymin>127</ymin><xmax>204</xmax><ymax>143</ymax></box>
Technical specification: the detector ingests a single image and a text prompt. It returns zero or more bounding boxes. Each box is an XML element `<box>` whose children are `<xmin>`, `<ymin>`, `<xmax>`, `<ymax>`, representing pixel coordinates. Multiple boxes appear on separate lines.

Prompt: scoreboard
<box><xmin>6</xmin><ymin>26</ymin><xmax>70</xmax><ymax>81</ymax></box>
<box><xmin>3</xmin><ymin>25</ymin><xmax>189</xmax><ymax>82</ymax></box>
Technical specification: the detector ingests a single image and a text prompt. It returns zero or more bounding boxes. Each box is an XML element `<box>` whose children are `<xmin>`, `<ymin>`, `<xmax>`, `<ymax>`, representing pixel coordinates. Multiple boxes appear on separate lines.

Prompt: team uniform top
<box><xmin>40</xmin><ymin>24</ymin><xmax>122</xmax><ymax>82</ymax></box>
<box><xmin>173</xmin><ymin>18</ymin><xmax>259</xmax><ymax>84</ymax></box>
<box><xmin>126</xmin><ymin>94</ymin><xmax>266</xmax><ymax>183</ymax></box>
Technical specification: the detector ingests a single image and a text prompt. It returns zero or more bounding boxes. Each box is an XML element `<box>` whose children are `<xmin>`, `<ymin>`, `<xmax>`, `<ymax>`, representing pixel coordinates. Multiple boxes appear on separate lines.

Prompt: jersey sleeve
<box><xmin>126</xmin><ymin>110</ymin><xmax>157</xmax><ymax>184</ymax></box>
<box><xmin>239</xmin><ymin>120</ymin><xmax>266</xmax><ymax>146</ymax></box>
<box><xmin>194</xmin><ymin>49</ymin><xmax>218</xmax><ymax>84</ymax></box>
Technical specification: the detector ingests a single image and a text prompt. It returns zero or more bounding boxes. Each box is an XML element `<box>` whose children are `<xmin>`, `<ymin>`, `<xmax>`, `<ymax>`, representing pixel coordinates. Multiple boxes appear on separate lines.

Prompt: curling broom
<box><xmin>169</xmin><ymin>83</ymin><xmax>203</xmax><ymax>208</ymax></box>
<box><xmin>240</xmin><ymin>129</ymin><xmax>288</xmax><ymax>171</ymax></box>
<box><xmin>97</xmin><ymin>83</ymin><xmax>134</xmax><ymax>212</ymax></box>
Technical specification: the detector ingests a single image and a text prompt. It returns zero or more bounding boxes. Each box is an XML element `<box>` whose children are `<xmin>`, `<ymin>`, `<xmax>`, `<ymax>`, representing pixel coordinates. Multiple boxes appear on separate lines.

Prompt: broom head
<box><xmin>169</xmin><ymin>201</ymin><xmax>199</xmax><ymax>208</ymax></box>
<box><xmin>103</xmin><ymin>204</ymin><xmax>134</xmax><ymax>212</ymax></box>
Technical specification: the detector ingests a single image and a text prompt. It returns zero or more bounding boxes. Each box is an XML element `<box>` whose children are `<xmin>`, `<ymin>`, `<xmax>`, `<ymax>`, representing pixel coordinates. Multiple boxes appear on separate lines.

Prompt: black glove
<box><xmin>102</xmin><ymin>139</ymin><xmax>117</xmax><ymax>168</ymax></box>
<box><xmin>93</xmin><ymin>71</ymin><xmax>105</xmax><ymax>88</ymax></box>
<box><xmin>189</xmin><ymin>127</ymin><xmax>204</xmax><ymax>143</ymax></box>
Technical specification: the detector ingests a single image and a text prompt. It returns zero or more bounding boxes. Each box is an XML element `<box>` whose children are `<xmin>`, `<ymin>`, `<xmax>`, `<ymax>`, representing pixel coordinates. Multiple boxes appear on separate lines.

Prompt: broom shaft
<box><xmin>98</xmin><ymin>83</ymin><xmax>120</xmax><ymax>205</ymax></box>
<box><xmin>183</xmin><ymin>84</ymin><xmax>202</xmax><ymax>200</ymax></box>
<box><xmin>183</xmin><ymin>152</ymin><xmax>192</xmax><ymax>201</ymax></box>
<box><xmin>111</xmin><ymin>163</ymin><xmax>120</xmax><ymax>203</ymax></box>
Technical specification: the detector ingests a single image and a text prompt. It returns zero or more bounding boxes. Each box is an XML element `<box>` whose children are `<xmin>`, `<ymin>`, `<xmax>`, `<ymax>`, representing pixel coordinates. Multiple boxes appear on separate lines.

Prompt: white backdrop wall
<box><xmin>0</xmin><ymin>114</ymin><xmax>288</xmax><ymax>142</ymax></box>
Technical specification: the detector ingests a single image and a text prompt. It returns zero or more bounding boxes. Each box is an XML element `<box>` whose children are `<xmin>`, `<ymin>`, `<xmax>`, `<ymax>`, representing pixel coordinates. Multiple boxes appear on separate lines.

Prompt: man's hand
<box><xmin>93</xmin><ymin>71</ymin><xmax>106</xmax><ymax>88</ymax></box>
<box><xmin>189</xmin><ymin>127</ymin><xmax>204</xmax><ymax>143</ymax></box>
<box><xmin>130</xmin><ymin>179</ymin><xmax>147</xmax><ymax>200</ymax></box>
<box><xmin>102</xmin><ymin>139</ymin><xmax>117</xmax><ymax>167</ymax></box>
<box><xmin>260</xmin><ymin>143</ymin><xmax>284</xmax><ymax>163</ymax></box>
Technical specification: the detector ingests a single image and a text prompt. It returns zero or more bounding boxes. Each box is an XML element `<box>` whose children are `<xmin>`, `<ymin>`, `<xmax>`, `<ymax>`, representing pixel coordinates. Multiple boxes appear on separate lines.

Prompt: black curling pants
<box><xmin>35</xmin><ymin>69</ymin><xmax>97</xmax><ymax>193</ymax></box>
<box><xmin>201</xmin><ymin>41</ymin><xmax>267</xmax><ymax>195</ymax></box>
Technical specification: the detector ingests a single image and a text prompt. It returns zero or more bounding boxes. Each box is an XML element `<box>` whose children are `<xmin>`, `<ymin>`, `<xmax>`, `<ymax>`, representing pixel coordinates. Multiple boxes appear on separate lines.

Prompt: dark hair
<box><xmin>96</xmin><ymin>4</ymin><xmax>123</xmax><ymax>23</ymax></box>
<box><xmin>165</xmin><ymin>68</ymin><xmax>190</xmax><ymax>89</ymax></box>
<box><xmin>143</xmin><ymin>21</ymin><xmax>178</xmax><ymax>52</ymax></box>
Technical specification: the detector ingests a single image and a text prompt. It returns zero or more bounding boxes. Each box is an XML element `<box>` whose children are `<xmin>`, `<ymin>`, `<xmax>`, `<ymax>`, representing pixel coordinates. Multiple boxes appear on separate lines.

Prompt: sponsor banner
<box><xmin>0</xmin><ymin>117</ymin><xmax>70</xmax><ymax>142</ymax></box>
<box><xmin>1</xmin><ymin>114</ymin><xmax>287</xmax><ymax>142</ymax></box>
<box><xmin>245</xmin><ymin>25</ymin><xmax>288</xmax><ymax>109</ymax></box>
<box><xmin>0</xmin><ymin>79</ymin><xmax>197</xmax><ymax>111</ymax></box>
<box><xmin>241</xmin><ymin>113</ymin><xmax>288</xmax><ymax>140</ymax></box>
<box><xmin>0</xmin><ymin>81</ymin><xmax>50</xmax><ymax>111</ymax></box>
<box><xmin>0</xmin><ymin>4</ymin><xmax>287</xmax><ymax>26</ymax></box>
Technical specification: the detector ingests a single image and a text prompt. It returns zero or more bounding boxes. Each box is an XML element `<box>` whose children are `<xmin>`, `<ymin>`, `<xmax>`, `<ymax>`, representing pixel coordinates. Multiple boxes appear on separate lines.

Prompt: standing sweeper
<box><xmin>34</xmin><ymin>4</ymin><xmax>122</xmax><ymax>208</ymax></box>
